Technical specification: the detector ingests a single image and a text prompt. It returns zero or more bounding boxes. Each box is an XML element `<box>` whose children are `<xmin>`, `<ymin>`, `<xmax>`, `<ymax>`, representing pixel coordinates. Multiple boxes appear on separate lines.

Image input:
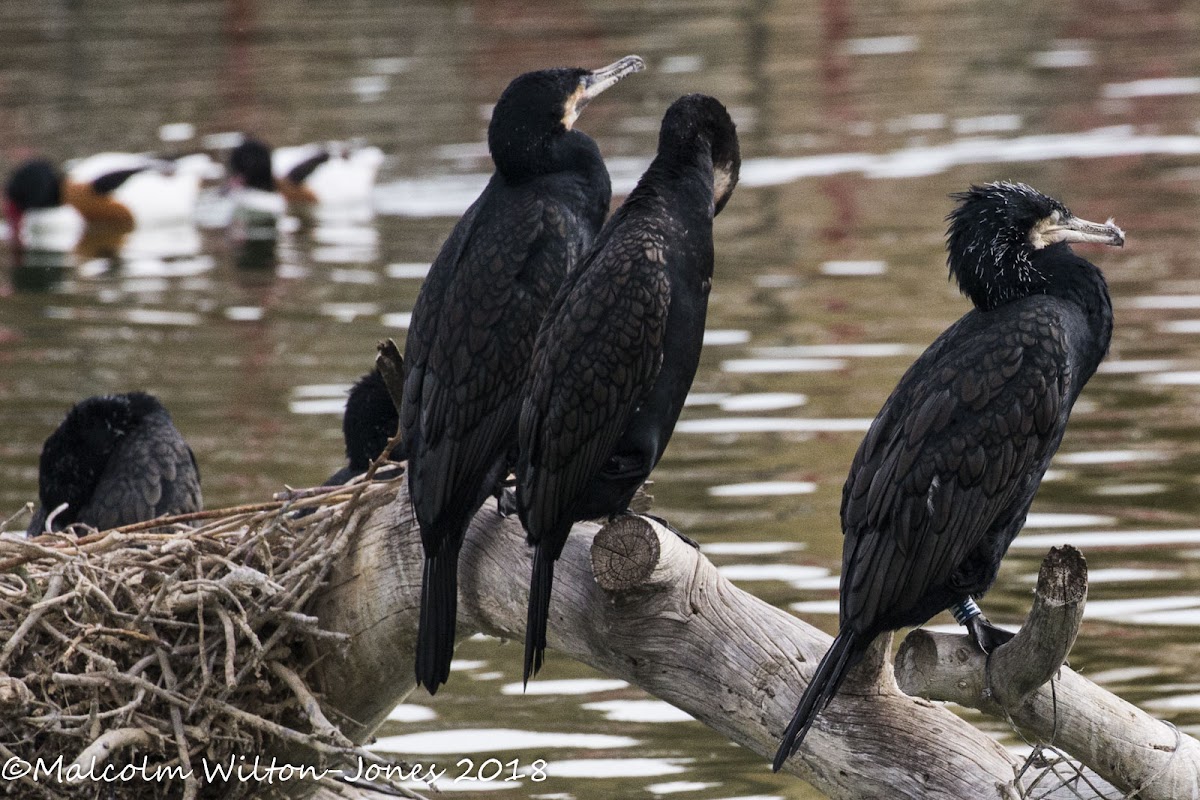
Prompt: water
<box><xmin>2</xmin><ymin>2</ymin><xmax>1200</xmax><ymax>798</ymax></box>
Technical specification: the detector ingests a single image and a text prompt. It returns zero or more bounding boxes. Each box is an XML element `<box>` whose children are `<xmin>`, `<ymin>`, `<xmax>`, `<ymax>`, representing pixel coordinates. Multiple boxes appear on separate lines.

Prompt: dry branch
<box><xmin>896</xmin><ymin>546</ymin><xmax>1200</xmax><ymax>799</ymax></box>
<box><xmin>310</xmin><ymin>484</ymin><xmax>1196</xmax><ymax>800</ymax></box>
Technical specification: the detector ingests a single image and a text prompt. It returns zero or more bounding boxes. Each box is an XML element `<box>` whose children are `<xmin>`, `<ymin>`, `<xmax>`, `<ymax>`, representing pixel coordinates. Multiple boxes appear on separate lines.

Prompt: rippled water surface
<box><xmin>3</xmin><ymin>2</ymin><xmax>1200</xmax><ymax>798</ymax></box>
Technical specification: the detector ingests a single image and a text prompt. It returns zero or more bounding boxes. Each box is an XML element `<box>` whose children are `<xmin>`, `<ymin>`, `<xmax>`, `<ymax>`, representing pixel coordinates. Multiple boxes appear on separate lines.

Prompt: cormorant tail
<box><xmin>772</xmin><ymin>629</ymin><xmax>861</xmax><ymax>772</ymax></box>
<box><xmin>415</xmin><ymin>548</ymin><xmax>460</xmax><ymax>694</ymax></box>
<box><xmin>523</xmin><ymin>545</ymin><xmax>556</xmax><ymax>686</ymax></box>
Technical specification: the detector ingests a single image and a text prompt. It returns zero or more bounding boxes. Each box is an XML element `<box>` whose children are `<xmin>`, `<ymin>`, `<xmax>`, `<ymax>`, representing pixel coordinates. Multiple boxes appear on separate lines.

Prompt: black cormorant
<box><xmin>773</xmin><ymin>181</ymin><xmax>1124</xmax><ymax>769</ymax></box>
<box><xmin>516</xmin><ymin>93</ymin><xmax>741</xmax><ymax>683</ymax></box>
<box><xmin>324</xmin><ymin>368</ymin><xmax>404</xmax><ymax>486</ymax></box>
<box><xmin>403</xmin><ymin>56</ymin><xmax>645</xmax><ymax>694</ymax></box>
<box><xmin>26</xmin><ymin>392</ymin><xmax>203</xmax><ymax>535</ymax></box>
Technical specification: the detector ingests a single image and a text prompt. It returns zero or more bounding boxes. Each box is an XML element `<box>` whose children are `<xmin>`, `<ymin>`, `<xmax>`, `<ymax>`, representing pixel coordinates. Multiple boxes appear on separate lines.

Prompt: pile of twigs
<box><xmin>0</xmin><ymin>469</ymin><xmax>420</xmax><ymax>800</ymax></box>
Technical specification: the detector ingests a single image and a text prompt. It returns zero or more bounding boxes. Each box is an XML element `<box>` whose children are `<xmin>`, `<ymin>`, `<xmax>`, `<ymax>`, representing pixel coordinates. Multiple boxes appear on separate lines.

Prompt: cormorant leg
<box><xmin>951</xmin><ymin>597</ymin><xmax>1015</xmax><ymax>654</ymax></box>
<box><xmin>639</xmin><ymin>512</ymin><xmax>700</xmax><ymax>550</ymax></box>
<box><xmin>495</xmin><ymin>487</ymin><xmax>519</xmax><ymax>517</ymax></box>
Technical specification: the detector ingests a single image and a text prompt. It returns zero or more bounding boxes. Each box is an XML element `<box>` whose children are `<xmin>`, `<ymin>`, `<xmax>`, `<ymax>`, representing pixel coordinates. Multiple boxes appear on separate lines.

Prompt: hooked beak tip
<box><xmin>1106</xmin><ymin>218</ymin><xmax>1126</xmax><ymax>247</ymax></box>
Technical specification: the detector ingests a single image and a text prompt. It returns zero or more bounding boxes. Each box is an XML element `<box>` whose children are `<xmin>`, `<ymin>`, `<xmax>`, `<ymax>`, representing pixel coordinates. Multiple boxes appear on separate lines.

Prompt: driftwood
<box><xmin>307</xmin><ymin>485</ymin><xmax>1200</xmax><ymax>800</ymax></box>
<box><xmin>896</xmin><ymin>547</ymin><xmax>1200</xmax><ymax>800</ymax></box>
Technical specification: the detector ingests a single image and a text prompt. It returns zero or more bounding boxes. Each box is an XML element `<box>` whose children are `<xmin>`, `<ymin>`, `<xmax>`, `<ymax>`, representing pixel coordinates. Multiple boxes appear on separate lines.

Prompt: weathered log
<box><xmin>896</xmin><ymin>546</ymin><xmax>1200</xmax><ymax>799</ymax></box>
<box><xmin>306</xmin><ymin>485</ymin><xmax>1200</xmax><ymax>800</ymax></box>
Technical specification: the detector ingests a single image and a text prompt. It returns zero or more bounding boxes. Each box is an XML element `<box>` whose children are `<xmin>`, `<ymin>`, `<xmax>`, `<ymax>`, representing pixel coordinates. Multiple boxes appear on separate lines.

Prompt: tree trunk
<box><xmin>304</xmin><ymin>485</ymin><xmax>1198</xmax><ymax>799</ymax></box>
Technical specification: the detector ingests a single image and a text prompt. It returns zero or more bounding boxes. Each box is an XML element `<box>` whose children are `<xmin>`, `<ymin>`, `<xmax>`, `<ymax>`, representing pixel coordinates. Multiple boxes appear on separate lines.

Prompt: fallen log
<box><xmin>308</xmin><ymin>485</ymin><xmax>1200</xmax><ymax>799</ymax></box>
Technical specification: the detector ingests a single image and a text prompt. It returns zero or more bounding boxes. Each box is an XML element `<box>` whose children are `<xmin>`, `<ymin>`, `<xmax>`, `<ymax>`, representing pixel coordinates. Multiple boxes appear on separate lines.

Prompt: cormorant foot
<box><xmin>496</xmin><ymin>488</ymin><xmax>519</xmax><ymax>517</ymax></box>
<box><xmin>642</xmin><ymin>513</ymin><xmax>700</xmax><ymax>549</ymax></box>
<box><xmin>965</xmin><ymin>615</ymin><xmax>1016</xmax><ymax>654</ymax></box>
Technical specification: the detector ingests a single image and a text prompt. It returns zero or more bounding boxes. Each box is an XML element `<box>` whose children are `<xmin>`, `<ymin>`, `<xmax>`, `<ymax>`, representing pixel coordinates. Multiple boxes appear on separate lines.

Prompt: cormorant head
<box><xmin>946</xmin><ymin>181</ymin><xmax>1124</xmax><ymax>311</ymax></box>
<box><xmin>488</xmin><ymin>56</ymin><xmax>644</xmax><ymax>179</ymax></box>
<box><xmin>34</xmin><ymin>393</ymin><xmax>164</xmax><ymax>531</ymax></box>
<box><xmin>229</xmin><ymin>138</ymin><xmax>277</xmax><ymax>192</ymax></box>
<box><xmin>343</xmin><ymin>369</ymin><xmax>402</xmax><ymax>471</ymax></box>
<box><xmin>655</xmin><ymin>94</ymin><xmax>741</xmax><ymax>216</ymax></box>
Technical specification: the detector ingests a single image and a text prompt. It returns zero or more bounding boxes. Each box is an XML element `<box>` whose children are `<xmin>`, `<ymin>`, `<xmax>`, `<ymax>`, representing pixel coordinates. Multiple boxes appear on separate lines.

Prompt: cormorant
<box><xmin>26</xmin><ymin>392</ymin><xmax>203</xmax><ymax>535</ymax></box>
<box><xmin>323</xmin><ymin>368</ymin><xmax>404</xmax><ymax>486</ymax></box>
<box><xmin>773</xmin><ymin>182</ymin><xmax>1124</xmax><ymax>770</ymax></box>
<box><xmin>516</xmin><ymin>93</ymin><xmax>741</xmax><ymax>683</ymax></box>
<box><xmin>403</xmin><ymin>56</ymin><xmax>645</xmax><ymax>694</ymax></box>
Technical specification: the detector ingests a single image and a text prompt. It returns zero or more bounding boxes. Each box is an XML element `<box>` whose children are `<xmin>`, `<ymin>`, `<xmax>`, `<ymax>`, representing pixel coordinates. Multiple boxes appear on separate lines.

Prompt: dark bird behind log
<box><xmin>402</xmin><ymin>56</ymin><xmax>645</xmax><ymax>694</ymax></box>
<box><xmin>26</xmin><ymin>392</ymin><xmax>203</xmax><ymax>535</ymax></box>
<box><xmin>516</xmin><ymin>93</ymin><xmax>741</xmax><ymax>683</ymax></box>
<box><xmin>323</xmin><ymin>368</ymin><xmax>403</xmax><ymax>487</ymax></box>
<box><xmin>774</xmin><ymin>182</ymin><xmax>1124</xmax><ymax>770</ymax></box>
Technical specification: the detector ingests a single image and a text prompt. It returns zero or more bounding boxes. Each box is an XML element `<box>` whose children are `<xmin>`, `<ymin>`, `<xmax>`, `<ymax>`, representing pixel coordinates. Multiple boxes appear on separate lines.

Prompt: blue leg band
<box><xmin>951</xmin><ymin>597</ymin><xmax>982</xmax><ymax>625</ymax></box>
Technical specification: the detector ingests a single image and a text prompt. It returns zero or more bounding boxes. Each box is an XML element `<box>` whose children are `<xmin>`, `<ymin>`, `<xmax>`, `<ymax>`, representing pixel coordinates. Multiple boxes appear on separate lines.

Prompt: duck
<box><xmin>4</xmin><ymin>153</ymin><xmax>210</xmax><ymax>261</ymax></box>
<box><xmin>226</xmin><ymin>136</ymin><xmax>384</xmax><ymax>221</ymax></box>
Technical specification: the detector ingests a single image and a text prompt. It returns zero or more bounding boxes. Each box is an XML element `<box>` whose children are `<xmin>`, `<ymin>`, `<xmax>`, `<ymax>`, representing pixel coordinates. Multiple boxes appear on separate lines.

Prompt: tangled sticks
<box><xmin>0</xmin><ymin>473</ymin><xmax>420</xmax><ymax>800</ymax></box>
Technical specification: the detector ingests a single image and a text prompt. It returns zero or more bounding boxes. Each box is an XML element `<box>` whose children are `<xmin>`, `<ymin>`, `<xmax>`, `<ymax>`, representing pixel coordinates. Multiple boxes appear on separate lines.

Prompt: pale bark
<box><xmin>305</xmin><ymin>486</ymin><xmax>1198</xmax><ymax>800</ymax></box>
<box><xmin>896</xmin><ymin>548</ymin><xmax>1200</xmax><ymax>799</ymax></box>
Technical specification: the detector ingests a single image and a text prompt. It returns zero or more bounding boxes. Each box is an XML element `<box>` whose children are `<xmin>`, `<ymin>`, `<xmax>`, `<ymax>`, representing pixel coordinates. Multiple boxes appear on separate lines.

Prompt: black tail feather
<box><xmin>772</xmin><ymin>629</ymin><xmax>861</xmax><ymax>772</ymax></box>
<box><xmin>415</xmin><ymin>549</ymin><xmax>459</xmax><ymax>694</ymax></box>
<box><xmin>523</xmin><ymin>546</ymin><xmax>556</xmax><ymax>686</ymax></box>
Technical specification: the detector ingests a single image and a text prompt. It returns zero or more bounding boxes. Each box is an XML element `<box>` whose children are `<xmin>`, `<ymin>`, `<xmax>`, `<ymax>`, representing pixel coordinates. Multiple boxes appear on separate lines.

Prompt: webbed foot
<box><xmin>964</xmin><ymin>614</ymin><xmax>1016</xmax><ymax>654</ymax></box>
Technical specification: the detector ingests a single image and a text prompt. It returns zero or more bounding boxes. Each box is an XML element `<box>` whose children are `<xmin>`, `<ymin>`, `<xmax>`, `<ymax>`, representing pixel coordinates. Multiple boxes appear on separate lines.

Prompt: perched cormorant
<box><xmin>403</xmin><ymin>56</ymin><xmax>645</xmax><ymax>694</ymax></box>
<box><xmin>773</xmin><ymin>182</ymin><xmax>1124</xmax><ymax>770</ymax></box>
<box><xmin>516</xmin><ymin>93</ymin><xmax>741</xmax><ymax>683</ymax></box>
<box><xmin>26</xmin><ymin>392</ymin><xmax>203</xmax><ymax>535</ymax></box>
<box><xmin>323</xmin><ymin>368</ymin><xmax>404</xmax><ymax>486</ymax></box>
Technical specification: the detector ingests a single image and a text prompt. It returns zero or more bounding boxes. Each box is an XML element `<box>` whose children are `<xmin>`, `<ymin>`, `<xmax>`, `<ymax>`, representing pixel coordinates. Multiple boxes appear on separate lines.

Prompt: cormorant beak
<box><xmin>564</xmin><ymin>55</ymin><xmax>646</xmax><ymax>129</ymax></box>
<box><xmin>1032</xmin><ymin>214</ymin><xmax>1125</xmax><ymax>249</ymax></box>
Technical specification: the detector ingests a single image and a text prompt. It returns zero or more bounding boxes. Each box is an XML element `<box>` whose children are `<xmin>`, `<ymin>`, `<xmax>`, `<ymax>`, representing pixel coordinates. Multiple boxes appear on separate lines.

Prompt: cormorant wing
<box><xmin>518</xmin><ymin>219</ymin><xmax>671</xmax><ymax>551</ymax></box>
<box><xmin>839</xmin><ymin>301</ymin><xmax>1072</xmax><ymax>632</ymax></box>
<box><xmin>80</xmin><ymin>412</ymin><xmax>203</xmax><ymax>530</ymax></box>
<box><xmin>403</xmin><ymin>181</ymin><xmax>593</xmax><ymax>540</ymax></box>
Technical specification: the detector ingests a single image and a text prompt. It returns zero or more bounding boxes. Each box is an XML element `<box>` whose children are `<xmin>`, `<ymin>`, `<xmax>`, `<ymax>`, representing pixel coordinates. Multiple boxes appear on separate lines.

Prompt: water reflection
<box><xmin>3</xmin><ymin>0</ymin><xmax>1200</xmax><ymax>795</ymax></box>
<box><xmin>582</xmin><ymin>700</ymin><xmax>697</xmax><ymax>723</ymax></box>
<box><xmin>372</xmin><ymin>729</ymin><xmax>639</xmax><ymax>755</ymax></box>
<box><xmin>545</xmin><ymin>758</ymin><xmax>691</xmax><ymax>778</ymax></box>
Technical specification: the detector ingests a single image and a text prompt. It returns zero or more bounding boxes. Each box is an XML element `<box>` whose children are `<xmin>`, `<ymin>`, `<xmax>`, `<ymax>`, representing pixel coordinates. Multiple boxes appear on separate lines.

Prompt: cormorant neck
<box><xmin>948</xmin><ymin>221</ymin><xmax>1043</xmax><ymax>313</ymax></box>
<box><xmin>627</xmin><ymin>150</ymin><xmax>715</xmax><ymax>219</ymax></box>
<box><xmin>1036</xmin><ymin>242</ymin><xmax>1114</xmax><ymax>363</ymax></box>
<box><xmin>490</xmin><ymin>128</ymin><xmax>602</xmax><ymax>184</ymax></box>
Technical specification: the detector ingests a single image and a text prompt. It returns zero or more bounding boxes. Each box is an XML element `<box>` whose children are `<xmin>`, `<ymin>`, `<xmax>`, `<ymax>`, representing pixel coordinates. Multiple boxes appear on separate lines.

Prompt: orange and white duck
<box><xmin>227</xmin><ymin>137</ymin><xmax>383</xmax><ymax>222</ymax></box>
<box><xmin>4</xmin><ymin>153</ymin><xmax>212</xmax><ymax>259</ymax></box>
